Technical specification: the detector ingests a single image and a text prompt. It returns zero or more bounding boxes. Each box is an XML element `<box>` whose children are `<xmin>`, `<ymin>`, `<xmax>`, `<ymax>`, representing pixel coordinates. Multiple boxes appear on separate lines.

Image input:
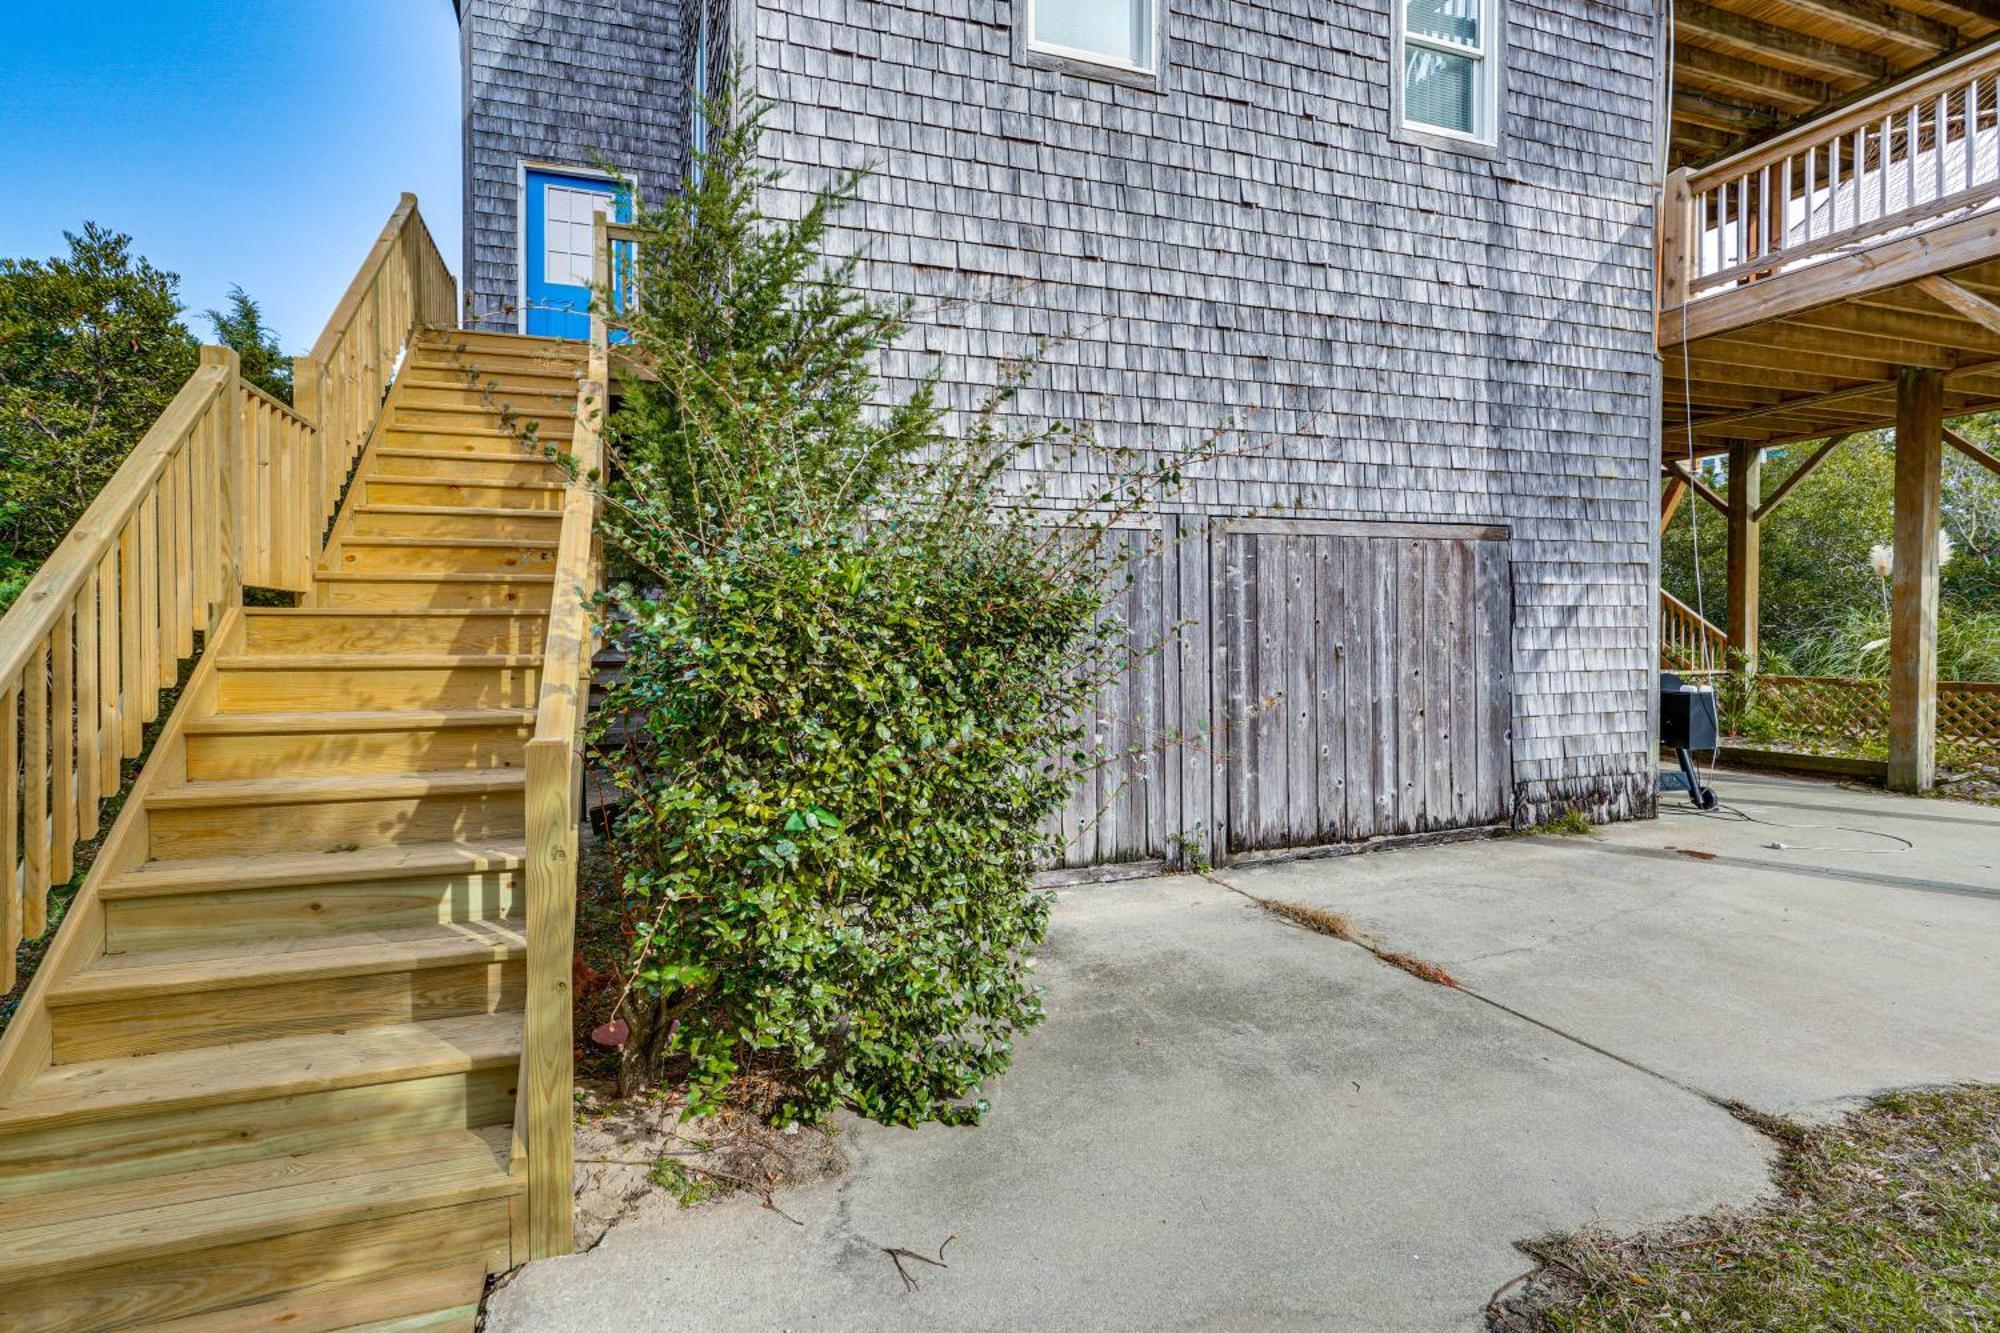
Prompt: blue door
<box><xmin>522</xmin><ymin>168</ymin><xmax>631</xmax><ymax>339</ymax></box>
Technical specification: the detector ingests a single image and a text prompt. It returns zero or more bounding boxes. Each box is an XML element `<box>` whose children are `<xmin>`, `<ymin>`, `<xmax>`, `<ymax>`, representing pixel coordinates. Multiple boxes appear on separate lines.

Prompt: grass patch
<box><xmin>1525</xmin><ymin>809</ymin><xmax>1596</xmax><ymax>837</ymax></box>
<box><xmin>1493</xmin><ymin>1085</ymin><xmax>2000</xmax><ymax>1331</ymax></box>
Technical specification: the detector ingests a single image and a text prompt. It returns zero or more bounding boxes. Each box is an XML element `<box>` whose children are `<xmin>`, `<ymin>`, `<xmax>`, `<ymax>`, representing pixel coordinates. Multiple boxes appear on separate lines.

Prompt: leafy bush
<box><xmin>594</xmin><ymin>93</ymin><xmax>1197</xmax><ymax>1125</ymax></box>
<box><xmin>206</xmin><ymin>285</ymin><xmax>292</xmax><ymax>404</ymax></box>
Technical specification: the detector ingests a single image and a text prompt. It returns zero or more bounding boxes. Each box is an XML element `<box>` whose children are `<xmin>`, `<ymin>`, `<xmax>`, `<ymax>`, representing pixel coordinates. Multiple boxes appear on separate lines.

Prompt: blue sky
<box><xmin>0</xmin><ymin>2</ymin><xmax>462</xmax><ymax>354</ymax></box>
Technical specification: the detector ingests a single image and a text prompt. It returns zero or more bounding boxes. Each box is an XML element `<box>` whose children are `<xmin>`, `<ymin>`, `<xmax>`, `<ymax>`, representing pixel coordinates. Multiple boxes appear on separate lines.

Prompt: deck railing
<box><xmin>1662</xmin><ymin>43</ymin><xmax>2000</xmax><ymax>310</ymax></box>
<box><xmin>1660</xmin><ymin>589</ymin><xmax>1727</xmax><ymax>675</ymax></box>
<box><xmin>1</xmin><ymin>197</ymin><xmax>453</xmax><ymax>993</ymax></box>
<box><xmin>520</xmin><ymin>213</ymin><xmax>616</xmax><ymax>1257</ymax></box>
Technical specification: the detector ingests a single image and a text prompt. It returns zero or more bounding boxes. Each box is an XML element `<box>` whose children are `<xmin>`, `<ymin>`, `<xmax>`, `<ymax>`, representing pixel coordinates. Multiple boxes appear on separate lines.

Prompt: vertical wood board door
<box><xmin>1214</xmin><ymin>521</ymin><xmax>1514</xmax><ymax>854</ymax></box>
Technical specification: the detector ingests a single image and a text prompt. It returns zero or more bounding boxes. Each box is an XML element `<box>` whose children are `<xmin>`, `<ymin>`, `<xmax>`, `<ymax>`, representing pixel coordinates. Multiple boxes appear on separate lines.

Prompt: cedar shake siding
<box><xmin>458</xmin><ymin>0</ymin><xmax>1663</xmax><ymax>840</ymax></box>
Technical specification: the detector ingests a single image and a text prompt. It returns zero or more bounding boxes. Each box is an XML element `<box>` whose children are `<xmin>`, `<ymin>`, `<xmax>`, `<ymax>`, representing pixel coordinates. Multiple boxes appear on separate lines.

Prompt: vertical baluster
<box><xmin>1808</xmin><ymin>141</ymin><xmax>1824</xmax><ymax>244</ymax></box>
<box><xmin>1735</xmin><ymin>174</ymin><xmax>1748</xmax><ymax>268</ymax></box>
<box><xmin>119</xmin><ymin>518</ymin><xmax>143</xmax><ymax>752</ymax></box>
<box><xmin>23</xmin><ymin>638</ymin><xmax>48</xmax><ymax>937</ymax></box>
<box><xmin>156</xmin><ymin>453</ymin><xmax>180</xmax><ymax>680</ymax></box>
<box><xmin>1939</xmin><ymin>90</ymin><xmax>1951</xmax><ymax>202</ymax></box>
<box><xmin>75</xmin><ymin>581</ymin><xmax>98</xmax><ymax>837</ymax></box>
<box><xmin>138</xmin><ymin>493</ymin><xmax>160</xmax><ymax>722</ymax></box>
<box><xmin>173</xmin><ymin>442</ymin><xmax>195</xmax><ymax>659</ymax></box>
<box><xmin>50</xmin><ymin>608</ymin><xmax>73</xmax><ymax>887</ymax></box>
<box><xmin>1784</xmin><ymin>154</ymin><xmax>1800</xmax><ymax>255</ymax></box>
<box><xmin>2</xmin><ymin>674</ymin><xmax>17</xmax><ymax>993</ymax></box>
<box><xmin>96</xmin><ymin>551</ymin><xmax>119</xmax><ymax>795</ymax></box>
<box><xmin>1970</xmin><ymin>80</ymin><xmax>1982</xmax><ymax>193</ymax></box>
<box><xmin>1907</xmin><ymin>103</ymin><xmax>1920</xmax><ymax>209</ymax></box>
<box><xmin>1881</xmin><ymin>115</ymin><xmax>1893</xmax><ymax>218</ymax></box>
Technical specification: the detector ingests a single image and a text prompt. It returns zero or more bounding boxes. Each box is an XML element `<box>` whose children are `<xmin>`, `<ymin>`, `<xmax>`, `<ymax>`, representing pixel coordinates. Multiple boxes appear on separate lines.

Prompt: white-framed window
<box><xmin>1028</xmin><ymin>0</ymin><xmax>1155</xmax><ymax>75</ymax></box>
<box><xmin>1398</xmin><ymin>0</ymin><xmax>1499</xmax><ymax>145</ymax></box>
<box><xmin>690</xmin><ymin>4</ymin><xmax>712</xmax><ymax>162</ymax></box>
<box><xmin>544</xmin><ymin>184</ymin><xmax>614</xmax><ymax>287</ymax></box>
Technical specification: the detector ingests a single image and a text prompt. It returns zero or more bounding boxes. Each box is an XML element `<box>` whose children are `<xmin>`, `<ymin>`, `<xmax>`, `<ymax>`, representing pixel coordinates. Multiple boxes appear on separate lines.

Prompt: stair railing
<box><xmin>293</xmin><ymin>193</ymin><xmax>457</xmax><ymax>560</ymax></box>
<box><xmin>1659</xmin><ymin>588</ymin><xmax>1727</xmax><ymax>676</ymax></box>
<box><xmin>1</xmin><ymin>196</ymin><xmax>454</xmax><ymax>994</ymax></box>
<box><xmin>520</xmin><ymin>212</ymin><xmax>619</xmax><ymax>1257</ymax></box>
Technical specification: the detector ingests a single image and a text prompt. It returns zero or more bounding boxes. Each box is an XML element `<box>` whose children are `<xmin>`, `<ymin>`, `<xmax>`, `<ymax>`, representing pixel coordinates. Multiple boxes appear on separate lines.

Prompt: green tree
<box><xmin>205</xmin><ymin>285</ymin><xmax>291</xmax><ymax>404</ymax></box>
<box><xmin>0</xmin><ymin>224</ymin><xmax>198</xmax><ymax>612</ymax></box>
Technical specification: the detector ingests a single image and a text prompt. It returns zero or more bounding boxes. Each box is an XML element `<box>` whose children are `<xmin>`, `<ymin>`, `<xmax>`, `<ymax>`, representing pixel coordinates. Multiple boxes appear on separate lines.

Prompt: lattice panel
<box><xmin>1722</xmin><ymin>675</ymin><xmax>2000</xmax><ymax>768</ymax></box>
<box><xmin>1939</xmin><ymin>684</ymin><xmax>2000</xmax><ymax>765</ymax></box>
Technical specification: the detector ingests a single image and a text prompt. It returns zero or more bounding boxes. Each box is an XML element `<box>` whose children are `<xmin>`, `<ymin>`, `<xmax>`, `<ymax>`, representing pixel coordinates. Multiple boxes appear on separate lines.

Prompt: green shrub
<box><xmin>594</xmin><ymin>90</ymin><xmax>1200</xmax><ymax>1126</ymax></box>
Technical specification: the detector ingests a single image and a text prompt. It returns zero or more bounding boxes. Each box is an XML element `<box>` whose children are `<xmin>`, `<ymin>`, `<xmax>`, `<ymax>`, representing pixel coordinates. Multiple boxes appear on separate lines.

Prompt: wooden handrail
<box><xmin>2</xmin><ymin>197</ymin><xmax>453</xmax><ymax>995</ymax></box>
<box><xmin>519</xmin><ymin>212</ymin><xmax>613</xmax><ymax>1258</ymax></box>
<box><xmin>1663</xmin><ymin>43</ymin><xmax>2000</xmax><ymax>307</ymax></box>
<box><xmin>293</xmin><ymin>195</ymin><xmax>457</xmax><ymax>555</ymax></box>
<box><xmin>1660</xmin><ymin>588</ymin><xmax>1727</xmax><ymax>674</ymax></box>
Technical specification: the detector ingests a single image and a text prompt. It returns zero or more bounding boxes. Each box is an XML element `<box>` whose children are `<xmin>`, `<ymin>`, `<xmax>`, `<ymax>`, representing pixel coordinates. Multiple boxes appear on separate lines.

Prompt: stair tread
<box><xmin>378</xmin><ymin>446</ymin><xmax>568</xmax><ymax>460</ymax></box>
<box><xmin>358</xmin><ymin>504</ymin><xmax>564</xmax><ymax>519</ymax></box>
<box><xmin>132</xmin><ymin>1261</ymin><xmax>490</xmax><ymax>1333</ymax></box>
<box><xmin>0</xmin><ymin>1012</ymin><xmax>522</xmax><ymax>1132</ymax></box>
<box><xmin>244</xmin><ymin>607</ymin><xmax>550</xmax><ymax>619</ymax></box>
<box><xmin>0</xmin><ymin>1127</ymin><xmax>515</xmax><ymax>1284</ymax></box>
<box><xmin>102</xmin><ymin>839</ymin><xmax>529</xmax><ymax>900</ymax></box>
<box><xmin>314</xmin><ymin>570</ymin><xmax>560</xmax><ymax>583</ymax></box>
<box><xmin>146</xmin><ymin>768</ymin><xmax>528</xmax><ymax>810</ymax></box>
<box><xmin>337</xmin><ymin>536</ymin><xmax>558</xmax><ymax>550</ymax></box>
<box><xmin>217</xmin><ymin>652</ymin><xmax>543</xmax><ymax>669</ymax></box>
<box><xmin>57</xmin><ymin>920</ymin><xmax>527</xmax><ymax>1000</ymax></box>
<box><xmin>187</xmin><ymin>707</ymin><xmax>536</xmax><ymax>735</ymax></box>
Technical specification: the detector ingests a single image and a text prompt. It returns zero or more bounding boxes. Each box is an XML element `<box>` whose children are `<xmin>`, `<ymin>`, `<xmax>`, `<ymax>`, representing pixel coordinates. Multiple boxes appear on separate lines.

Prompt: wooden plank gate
<box><xmin>1048</xmin><ymin>517</ymin><xmax>1516</xmax><ymax>870</ymax></box>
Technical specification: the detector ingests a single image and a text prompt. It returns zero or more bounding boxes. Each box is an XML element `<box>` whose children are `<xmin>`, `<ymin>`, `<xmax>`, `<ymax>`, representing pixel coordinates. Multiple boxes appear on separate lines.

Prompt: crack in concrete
<box><xmin>1207</xmin><ymin>868</ymin><xmax>1747</xmax><ymax>1120</ymax></box>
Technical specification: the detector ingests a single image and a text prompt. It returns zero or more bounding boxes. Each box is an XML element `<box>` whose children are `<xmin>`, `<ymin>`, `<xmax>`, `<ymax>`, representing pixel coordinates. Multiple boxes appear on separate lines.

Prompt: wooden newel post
<box><xmin>1890</xmin><ymin>367</ymin><xmax>1944</xmax><ymax>793</ymax></box>
<box><xmin>1725</xmin><ymin>441</ymin><xmax>1762</xmax><ymax>676</ymax></box>
<box><xmin>1659</xmin><ymin>167</ymin><xmax>1696</xmax><ymax>316</ymax></box>
<box><xmin>523</xmin><ymin>735</ymin><xmax>579</xmax><ymax>1258</ymax></box>
<box><xmin>198</xmin><ymin>345</ymin><xmax>244</xmax><ymax>620</ymax></box>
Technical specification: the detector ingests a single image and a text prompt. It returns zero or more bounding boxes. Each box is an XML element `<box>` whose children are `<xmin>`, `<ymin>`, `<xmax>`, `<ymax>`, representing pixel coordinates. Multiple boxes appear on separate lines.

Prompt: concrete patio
<box><xmin>487</xmin><ymin>769</ymin><xmax>2000</xmax><ymax>1332</ymax></box>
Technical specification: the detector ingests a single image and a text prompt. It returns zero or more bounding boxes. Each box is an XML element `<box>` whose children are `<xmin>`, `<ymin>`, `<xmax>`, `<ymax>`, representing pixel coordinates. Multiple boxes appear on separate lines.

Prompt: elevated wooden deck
<box><xmin>1662</xmin><ymin>42</ymin><xmax>2000</xmax><ymax>460</ymax></box>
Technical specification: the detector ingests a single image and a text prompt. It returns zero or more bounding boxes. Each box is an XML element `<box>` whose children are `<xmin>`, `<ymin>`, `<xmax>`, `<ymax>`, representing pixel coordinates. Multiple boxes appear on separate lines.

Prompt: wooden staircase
<box><xmin>0</xmin><ymin>329</ymin><xmax>591</xmax><ymax>1330</ymax></box>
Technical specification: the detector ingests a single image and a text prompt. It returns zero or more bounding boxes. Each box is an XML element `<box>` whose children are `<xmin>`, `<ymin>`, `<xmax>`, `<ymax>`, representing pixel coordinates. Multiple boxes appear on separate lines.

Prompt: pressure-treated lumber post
<box><xmin>523</xmin><ymin>734</ymin><xmax>578</xmax><ymax>1257</ymax></box>
<box><xmin>1725</xmin><ymin>441</ymin><xmax>1762</xmax><ymax>675</ymax></box>
<box><xmin>1659</xmin><ymin>168</ymin><xmax>1695</xmax><ymax>316</ymax></box>
<box><xmin>198</xmin><ymin>346</ymin><xmax>243</xmax><ymax>620</ymax></box>
<box><xmin>1889</xmin><ymin>367</ymin><xmax>1944</xmax><ymax>793</ymax></box>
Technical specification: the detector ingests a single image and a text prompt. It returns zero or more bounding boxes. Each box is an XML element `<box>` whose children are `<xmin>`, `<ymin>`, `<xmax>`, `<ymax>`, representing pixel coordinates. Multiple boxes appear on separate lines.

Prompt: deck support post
<box><xmin>1725</xmin><ymin>441</ymin><xmax>1761</xmax><ymax>675</ymax></box>
<box><xmin>1890</xmin><ymin>367</ymin><xmax>1944</xmax><ymax>793</ymax></box>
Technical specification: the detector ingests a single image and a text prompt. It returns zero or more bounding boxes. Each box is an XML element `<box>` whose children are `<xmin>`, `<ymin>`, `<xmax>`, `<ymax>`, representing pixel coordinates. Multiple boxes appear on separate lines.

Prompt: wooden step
<box><xmin>327</xmin><ymin>536</ymin><xmax>560</xmax><ymax>577</ymax></box>
<box><xmin>101</xmin><ymin>840</ymin><xmax>527</xmax><ymax>952</ymax></box>
<box><xmin>399</xmin><ymin>382</ymin><xmax>580</xmax><ymax>411</ymax></box>
<box><xmin>215</xmin><ymin>652</ymin><xmax>543</xmax><ymax>712</ymax></box>
<box><xmin>420</xmin><ymin>329</ymin><xmax>583</xmax><ymax>356</ymax></box>
<box><xmin>363</xmin><ymin>477</ymin><xmax>565</xmax><ymax>510</ymax></box>
<box><xmin>185</xmin><ymin>707</ymin><xmax>535</xmax><ymax>779</ymax></box>
<box><xmin>47</xmin><ymin>921</ymin><xmax>527</xmax><ymax>1061</ymax></box>
<box><xmin>403</xmin><ymin>363</ymin><xmax>585</xmax><ymax>396</ymax></box>
<box><xmin>0</xmin><ymin>1146</ymin><xmax>508</xmax><ymax>1332</ymax></box>
<box><xmin>375</xmin><ymin>450</ymin><xmax>568</xmax><ymax>484</ymax></box>
<box><xmin>379</xmin><ymin>428</ymin><xmax>563</xmax><ymax>458</ymax></box>
<box><xmin>241</xmin><ymin>608</ymin><xmax>548</xmax><ymax>655</ymax></box>
<box><xmin>0</xmin><ymin>1014</ymin><xmax>521</xmax><ymax>1202</ymax></box>
<box><xmin>313</xmin><ymin>571</ymin><xmax>557</xmax><ymax>611</ymax></box>
<box><xmin>144</xmin><ymin>769</ymin><xmax>528</xmax><ymax>859</ymax></box>
<box><xmin>129</xmin><ymin>1261</ymin><xmax>488</xmax><ymax>1333</ymax></box>
<box><xmin>393</xmin><ymin>407</ymin><xmax>575</xmax><ymax>435</ymax></box>
<box><xmin>349</xmin><ymin>504</ymin><xmax>565</xmax><ymax>542</ymax></box>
